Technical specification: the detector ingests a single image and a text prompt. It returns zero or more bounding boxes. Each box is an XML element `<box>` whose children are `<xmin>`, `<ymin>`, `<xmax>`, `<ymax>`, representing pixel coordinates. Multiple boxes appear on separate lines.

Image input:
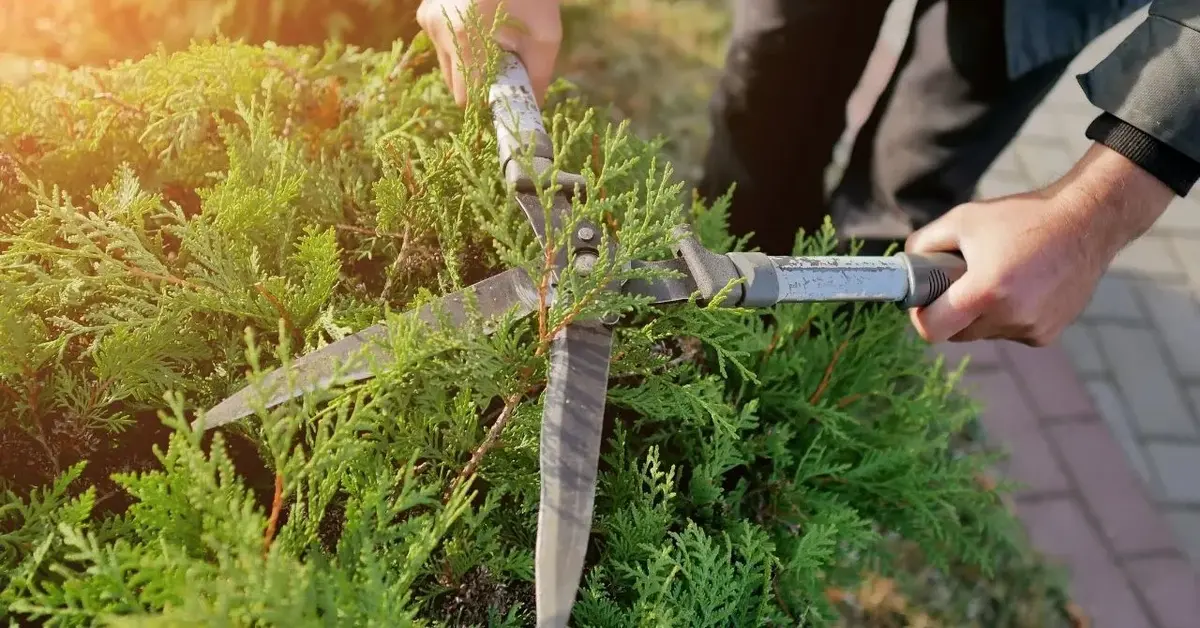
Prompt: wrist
<box><xmin>1050</xmin><ymin>142</ymin><xmax>1175</xmax><ymax>259</ymax></box>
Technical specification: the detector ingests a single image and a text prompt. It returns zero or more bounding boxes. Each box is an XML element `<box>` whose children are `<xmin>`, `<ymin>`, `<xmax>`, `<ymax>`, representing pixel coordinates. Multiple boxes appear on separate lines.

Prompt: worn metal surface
<box><xmin>771</xmin><ymin>255</ymin><xmax>911</xmax><ymax>303</ymax></box>
<box><xmin>536</xmin><ymin>320</ymin><xmax>613</xmax><ymax>628</ymax></box>
<box><xmin>198</xmin><ymin>267</ymin><xmax>540</xmax><ymax>430</ymax></box>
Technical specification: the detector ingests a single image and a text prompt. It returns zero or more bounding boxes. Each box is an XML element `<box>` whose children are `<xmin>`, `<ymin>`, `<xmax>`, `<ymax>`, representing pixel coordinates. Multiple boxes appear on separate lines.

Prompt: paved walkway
<box><xmin>847</xmin><ymin>3</ymin><xmax>1200</xmax><ymax>626</ymax></box>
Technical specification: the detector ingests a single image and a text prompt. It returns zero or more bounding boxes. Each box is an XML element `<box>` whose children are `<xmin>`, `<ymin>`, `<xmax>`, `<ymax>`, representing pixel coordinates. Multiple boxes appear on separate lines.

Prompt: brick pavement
<box><xmin>847</xmin><ymin>2</ymin><xmax>1200</xmax><ymax>625</ymax></box>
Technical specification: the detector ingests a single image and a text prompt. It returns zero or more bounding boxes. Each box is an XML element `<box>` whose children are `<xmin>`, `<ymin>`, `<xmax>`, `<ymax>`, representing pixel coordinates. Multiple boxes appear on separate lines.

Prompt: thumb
<box><xmin>905</xmin><ymin>208</ymin><xmax>962</xmax><ymax>256</ymax></box>
<box><xmin>905</xmin><ymin>209</ymin><xmax>982</xmax><ymax>343</ymax></box>
<box><xmin>909</xmin><ymin>273</ymin><xmax>989</xmax><ymax>343</ymax></box>
<box><xmin>516</xmin><ymin>39</ymin><xmax>559</xmax><ymax>105</ymax></box>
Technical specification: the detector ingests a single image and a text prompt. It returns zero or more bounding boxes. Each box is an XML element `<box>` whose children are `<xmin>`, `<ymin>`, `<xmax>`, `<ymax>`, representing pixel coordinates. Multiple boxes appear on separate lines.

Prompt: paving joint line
<box><xmin>1039</xmin><ymin>412</ymin><xmax>1101</xmax><ymax>427</ymax></box>
<box><xmin>1080</xmin><ymin>317</ymin><xmax>1174</xmax><ymax>494</ymax></box>
<box><xmin>1034</xmin><ymin>373</ymin><xmax>1168</xmax><ymax>627</ymax></box>
<box><xmin>991</xmin><ymin>338</ymin><xmax>1187</xmax><ymax>623</ymax></box>
<box><xmin>1127</xmin><ymin>276</ymin><xmax>1200</xmax><ymax>437</ymax></box>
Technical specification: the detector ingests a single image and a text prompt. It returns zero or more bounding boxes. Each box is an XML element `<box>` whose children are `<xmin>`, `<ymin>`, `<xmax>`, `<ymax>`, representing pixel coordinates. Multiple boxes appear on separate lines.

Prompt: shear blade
<box><xmin>198</xmin><ymin>267</ymin><xmax>540</xmax><ymax>430</ymax></box>
<box><xmin>536</xmin><ymin>319</ymin><xmax>613</xmax><ymax>628</ymax></box>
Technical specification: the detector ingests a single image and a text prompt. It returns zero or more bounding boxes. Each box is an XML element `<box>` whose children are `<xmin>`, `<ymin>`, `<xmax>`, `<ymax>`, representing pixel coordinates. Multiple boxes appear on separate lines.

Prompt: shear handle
<box><xmin>488</xmin><ymin>51</ymin><xmax>556</xmax><ymax>185</ymax></box>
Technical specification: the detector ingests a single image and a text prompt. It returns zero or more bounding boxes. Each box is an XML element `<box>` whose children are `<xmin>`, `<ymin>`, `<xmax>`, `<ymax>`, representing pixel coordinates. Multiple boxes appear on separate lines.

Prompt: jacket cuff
<box><xmin>1076</xmin><ymin>10</ymin><xmax>1200</xmax><ymax>167</ymax></box>
<box><xmin>1086</xmin><ymin>112</ymin><xmax>1200</xmax><ymax>196</ymax></box>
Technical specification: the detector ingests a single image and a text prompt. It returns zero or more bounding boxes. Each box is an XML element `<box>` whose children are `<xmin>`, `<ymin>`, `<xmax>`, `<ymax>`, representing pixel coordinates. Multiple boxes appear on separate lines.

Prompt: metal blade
<box><xmin>536</xmin><ymin>320</ymin><xmax>614</xmax><ymax>628</ymax></box>
<box><xmin>623</xmin><ymin>257</ymin><xmax>698</xmax><ymax>305</ymax></box>
<box><xmin>198</xmin><ymin>267</ymin><xmax>540</xmax><ymax>430</ymax></box>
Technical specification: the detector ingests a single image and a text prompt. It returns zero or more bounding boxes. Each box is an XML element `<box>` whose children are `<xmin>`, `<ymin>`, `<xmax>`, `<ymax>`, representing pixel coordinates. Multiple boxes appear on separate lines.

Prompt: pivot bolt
<box><xmin>577</xmin><ymin>226</ymin><xmax>596</xmax><ymax>242</ymax></box>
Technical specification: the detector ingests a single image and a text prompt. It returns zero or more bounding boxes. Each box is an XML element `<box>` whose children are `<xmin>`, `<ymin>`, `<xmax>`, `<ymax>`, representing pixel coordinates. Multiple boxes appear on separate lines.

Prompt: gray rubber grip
<box><xmin>488</xmin><ymin>52</ymin><xmax>555</xmax><ymax>183</ymax></box>
<box><xmin>895</xmin><ymin>252</ymin><xmax>967</xmax><ymax>309</ymax></box>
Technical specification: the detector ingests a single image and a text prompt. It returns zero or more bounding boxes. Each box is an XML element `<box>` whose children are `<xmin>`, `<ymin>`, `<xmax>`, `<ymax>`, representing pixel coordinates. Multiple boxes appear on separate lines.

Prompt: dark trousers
<box><xmin>696</xmin><ymin>0</ymin><xmax>1075</xmax><ymax>257</ymax></box>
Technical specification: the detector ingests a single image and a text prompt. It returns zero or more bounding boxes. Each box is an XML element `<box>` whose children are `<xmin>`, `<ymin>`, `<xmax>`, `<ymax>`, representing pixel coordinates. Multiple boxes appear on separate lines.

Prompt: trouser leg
<box><xmin>696</xmin><ymin>0</ymin><xmax>892</xmax><ymax>256</ymax></box>
<box><xmin>828</xmin><ymin>0</ymin><xmax>1073</xmax><ymax>256</ymax></box>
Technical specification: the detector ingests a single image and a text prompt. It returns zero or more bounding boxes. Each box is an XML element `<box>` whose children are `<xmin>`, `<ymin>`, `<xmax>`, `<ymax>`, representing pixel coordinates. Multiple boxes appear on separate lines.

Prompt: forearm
<box><xmin>1053</xmin><ymin>142</ymin><xmax>1177</xmax><ymax>261</ymax></box>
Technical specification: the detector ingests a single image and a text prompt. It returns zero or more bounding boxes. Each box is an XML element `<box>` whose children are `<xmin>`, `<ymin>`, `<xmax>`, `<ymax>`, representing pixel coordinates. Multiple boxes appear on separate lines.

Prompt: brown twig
<box><xmin>262</xmin><ymin>472</ymin><xmax>284</xmax><ymax>557</ymax></box>
<box><xmin>125</xmin><ymin>264</ymin><xmax>197</xmax><ymax>289</ymax></box>
<box><xmin>0</xmin><ymin>379</ymin><xmax>20</xmax><ymax>402</ymax></box>
<box><xmin>93</xmin><ymin>92</ymin><xmax>143</xmax><ymax>116</ymax></box>
<box><xmin>836</xmin><ymin>393</ymin><xmax>863</xmax><ymax>409</ymax></box>
<box><xmin>446</xmin><ymin>389</ymin><xmax>523</xmax><ymax>501</ymax></box>
<box><xmin>254</xmin><ymin>282</ymin><xmax>302</xmax><ymax>346</ymax></box>
<box><xmin>379</xmin><ymin>226</ymin><xmax>412</xmax><ymax>304</ymax></box>
<box><xmin>24</xmin><ymin>366</ymin><xmax>41</xmax><ymax>417</ymax></box>
<box><xmin>536</xmin><ymin>241</ymin><xmax>555</xmax><ymax>347</ymax></box>
<box><xmin>773</xmin><ymin>577</ymin><xmax>795</xmax><ymax>621</ymax></box>
<box><xmin>335</xmin><ymin>223</ymin><xmax>408</xmax><ymax>240</ymax></box>
<box><xmin>808</xmin><ymin>340</ymin><xmax>848</xmax><ymax>404</ymax></box>
<box><xmin>759</xmin><ymin>314</ymin><xmax>815</xmax><ymax>366</ymax></box>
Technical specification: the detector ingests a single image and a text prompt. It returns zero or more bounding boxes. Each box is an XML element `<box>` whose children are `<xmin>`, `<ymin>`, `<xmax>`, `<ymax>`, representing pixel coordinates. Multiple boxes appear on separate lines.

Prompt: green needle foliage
<box><xmin>0</xmin><ymin>27</ymin><xmax>1070</xmax><ymax>627</ymax></box>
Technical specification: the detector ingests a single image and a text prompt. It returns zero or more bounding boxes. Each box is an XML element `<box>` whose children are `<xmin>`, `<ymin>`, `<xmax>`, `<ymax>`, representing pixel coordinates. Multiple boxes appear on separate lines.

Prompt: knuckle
<box><xmin>1028</xmin><ymin>324</ymin><xmax>1061</xmax><ymax>348</ymax></box>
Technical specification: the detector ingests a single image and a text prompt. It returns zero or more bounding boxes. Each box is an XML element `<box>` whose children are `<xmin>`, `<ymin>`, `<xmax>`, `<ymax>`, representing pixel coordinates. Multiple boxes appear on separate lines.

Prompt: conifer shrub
<box><xmin>0</xmin><ymin>0</ymin><xmax>420</xmax><ymax>69</ymax></box>
<box><xmin>0</xmin><ymin>35</ymin><xmax>1076</xmax><ymax>626</ymax></box>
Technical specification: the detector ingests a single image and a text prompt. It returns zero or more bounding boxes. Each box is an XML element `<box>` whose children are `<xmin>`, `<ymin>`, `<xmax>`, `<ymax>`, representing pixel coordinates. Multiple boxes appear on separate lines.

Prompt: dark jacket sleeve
<box><xmin>1077</xmin><ymin>1</ymin><xmax>1200</xmax><ymax>170</ymax></box>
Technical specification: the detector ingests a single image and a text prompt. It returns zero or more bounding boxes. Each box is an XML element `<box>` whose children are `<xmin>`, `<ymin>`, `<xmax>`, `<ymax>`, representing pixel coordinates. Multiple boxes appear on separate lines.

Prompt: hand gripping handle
<box><xmin>895</xmin><ymin>251</ymin><xmax>968</xmax><ymax>309</ymax></box>
<box><xmin>488</xmin><ymin>51</ymin><xmax>555</xmax><ymax>182</ymax></box>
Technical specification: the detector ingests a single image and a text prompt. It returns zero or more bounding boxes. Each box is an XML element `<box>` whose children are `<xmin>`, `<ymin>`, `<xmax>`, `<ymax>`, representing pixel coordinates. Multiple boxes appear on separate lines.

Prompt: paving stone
<box><xmin>974</xmin><ymin>172</ymin><xmax>1032</xmax><ymax>200</ymax></box>
<box><xmin>958</xmin><ymin>370</ymin><xmax>1071</xmax><ymax>496</ymax></box>
<box><xmin>1014</xmin><ymin>143</ymin><xmax>1077</xmax><ymax>185</ymax></box>
<box><xmin>1124</xmin><ymin>555</ymin><xmax>1200</xmax><ymax>628</ymax></box>
<box><xmin>1061</xmin><ymin>324</ymin><xmax>1106</xmax><ymax>376</ymax></box>
<box><xmin>999</xmin><ymin>342</ymin><xmax>1095</xmax><ymax>420</ymax></box>
<box><xmin>1048</xmin><ymin>421</ymin><xmax>1175</xmax><ymax>556</ymax></box>
<box><xmin>1018</xmin><ymin>109</ymin><xmax>1074</xmax><ymax>145</ymax></box>
<box><xmin>929</xmin><ymin>340</ymin><xmax>1002</xmax><ymax>372</ymax></box>
<box><xmin>1093</xmin><ymin>325</ymin><xmax>1198</xmax><ymax>438</ymax></box>
<box><xmin>1085</xmin><ymin>380</ymin><xmax>1156</xmax><ymax>489</ymax></box>
<box><xmin>1041</xmin><ymin>77</ymin><xmax>1099</xmax><ymax>115</ymax></box>
<box><xmin>1152</xmin><ymin>195</ymin><xmax>1200</xmax><ymax>232</ymax></box>
<box><xmin>1016</xmin><ymin>498</ymin><xmax>1154</xmax><ymax>628</ymax></box>
<box><xmin>1165</xmin><ymin>510</ymin><xmax>1200</xmax><ymax>568</ymax></box>
<box><xmin>1167</xmin><ymin>235</ymin><xmax>1200</xmax><ymax>286</ymax></box>
<box><xmin>1186</xmin><ymin>386</ymin><xmax>1200</xmax><ymax>430</ymax></box>
<box><xmin>1136</xmin><ymin>281</ymin><xmax>1200</xmax><ymax>378</ymax></box>
<box><xmin>1082</xmin><ymin>275</ymin><xmax>1144</xmax><ymax>322</ymax></box>
<box><xmin>989</xmin><ymin>145</ymin><xmax>1024</xmax><ymax>178</ymax></box>
<box><xmin>1145</xmin><ymin>443</ymin><xmax>1200</xmax><ymax>504</ymax></box>
<box><xmin>1109</xmin><ymin>235</ymin><xmax>1184</xmax><ymax>278</ymax></box>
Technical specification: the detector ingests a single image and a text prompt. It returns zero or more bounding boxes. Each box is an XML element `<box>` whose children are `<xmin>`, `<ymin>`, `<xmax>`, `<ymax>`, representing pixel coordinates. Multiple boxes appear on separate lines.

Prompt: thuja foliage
<box><xmin>0</xmin><ymin>0</ymin><xmax>419</xmax><ymax>69</ymax></box>
<box><xmin>0</xmin><ymin>35</ymin><xmax>1059</xmax><ymax>626</ymax></box>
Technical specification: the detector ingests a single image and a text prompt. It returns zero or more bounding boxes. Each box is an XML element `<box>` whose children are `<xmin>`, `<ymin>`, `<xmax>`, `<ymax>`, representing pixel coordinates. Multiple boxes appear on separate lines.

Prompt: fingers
<box><xmin>417</xmin><ymin>0</ymin><xmax>561</xmax><ymax>107</ymax></box>
<box><xmin>909</xmin><ymin>276</ymin><xmax>988</xmax><ymax>344</ymax></box>
<box><xmin>417</xmin><ymin>4</ymin><xmax>460</xmax><ymax>102</ymax></box>
<box><xmin>519</xmin><ymin>39</ymin><xmax>560</xmax><ymax>105</ymax></box>
<box><xmin>905</xmin><ymin>208</ymin><xmax>961</xmax><ymax>255</ymax></box>
<box><xmin>905</xmin><ymin>208</ymin><xmax>984</xmax><ymax>343</ymax></box>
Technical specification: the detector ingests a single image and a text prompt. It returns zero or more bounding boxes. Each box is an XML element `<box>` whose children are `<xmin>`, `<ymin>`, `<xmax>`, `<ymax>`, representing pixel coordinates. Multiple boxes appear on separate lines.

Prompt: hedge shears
<box><xmin>199</xmin><ymin>53</ymin><xmax>966</xmax><ymax>628</ymax></box>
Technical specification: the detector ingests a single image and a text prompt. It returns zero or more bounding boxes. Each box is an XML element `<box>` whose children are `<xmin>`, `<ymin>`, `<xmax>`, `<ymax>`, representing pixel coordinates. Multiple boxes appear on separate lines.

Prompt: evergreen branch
<box><xmin>253</xmin><ymin>282</ymin><xmax>301</xmax><ymax>346</ymax></box>
<box><xmin>808</xmin><ymin>339</ymin><xmax>848</xmax><ymax>405</ymax></box>
<box><xmin>447</xmin><ymin>388</ymin><xmax>524</xmax><ymax>501</ymax></box>
<box><xmin>262</xmin><ymin>472</ymin><xmax>284</xmax><ymax>557</ymax></box>
<box><xmin>124</xmin><ymin>264</ymin><xmax>197</xmax><ymax>290</ymax></box>
<box><xmin>335</xmin><ymin>223</ymin><xmax>407</xmax><ymax>240</ymax></box>
<box><xmin>379</xmin><ymin>226</ymin><xmax>412</xmax><ymax>304</ymax></box>
<box><xmin>758</xmin><ymin>313</ymin><xmax>815</xmax><ymax>367</ymax></box>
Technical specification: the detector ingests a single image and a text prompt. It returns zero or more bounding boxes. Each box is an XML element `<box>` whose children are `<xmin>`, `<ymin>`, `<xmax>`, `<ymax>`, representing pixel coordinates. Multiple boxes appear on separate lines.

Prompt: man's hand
<box><xmin>906</xmin><ymin>143</ymin><xmax>1176</xmax><ymax>346</ymax></box>
<box><xmin>417</xmin><ymin>0</ymin><xmax>562</xmax><ymax>107</ymax></box>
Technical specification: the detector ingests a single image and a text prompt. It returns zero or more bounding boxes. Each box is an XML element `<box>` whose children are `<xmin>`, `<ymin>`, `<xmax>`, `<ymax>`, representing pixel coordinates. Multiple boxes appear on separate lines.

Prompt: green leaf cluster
<box><xmin>0</xmin><ymin>33</ymin><xmax>1071</xmax><ymax>627</ymax></box>
<box><xmin>0</xmin><ymin>0</ymin><xmax>421</xmax><ymax>70</ymax></box>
